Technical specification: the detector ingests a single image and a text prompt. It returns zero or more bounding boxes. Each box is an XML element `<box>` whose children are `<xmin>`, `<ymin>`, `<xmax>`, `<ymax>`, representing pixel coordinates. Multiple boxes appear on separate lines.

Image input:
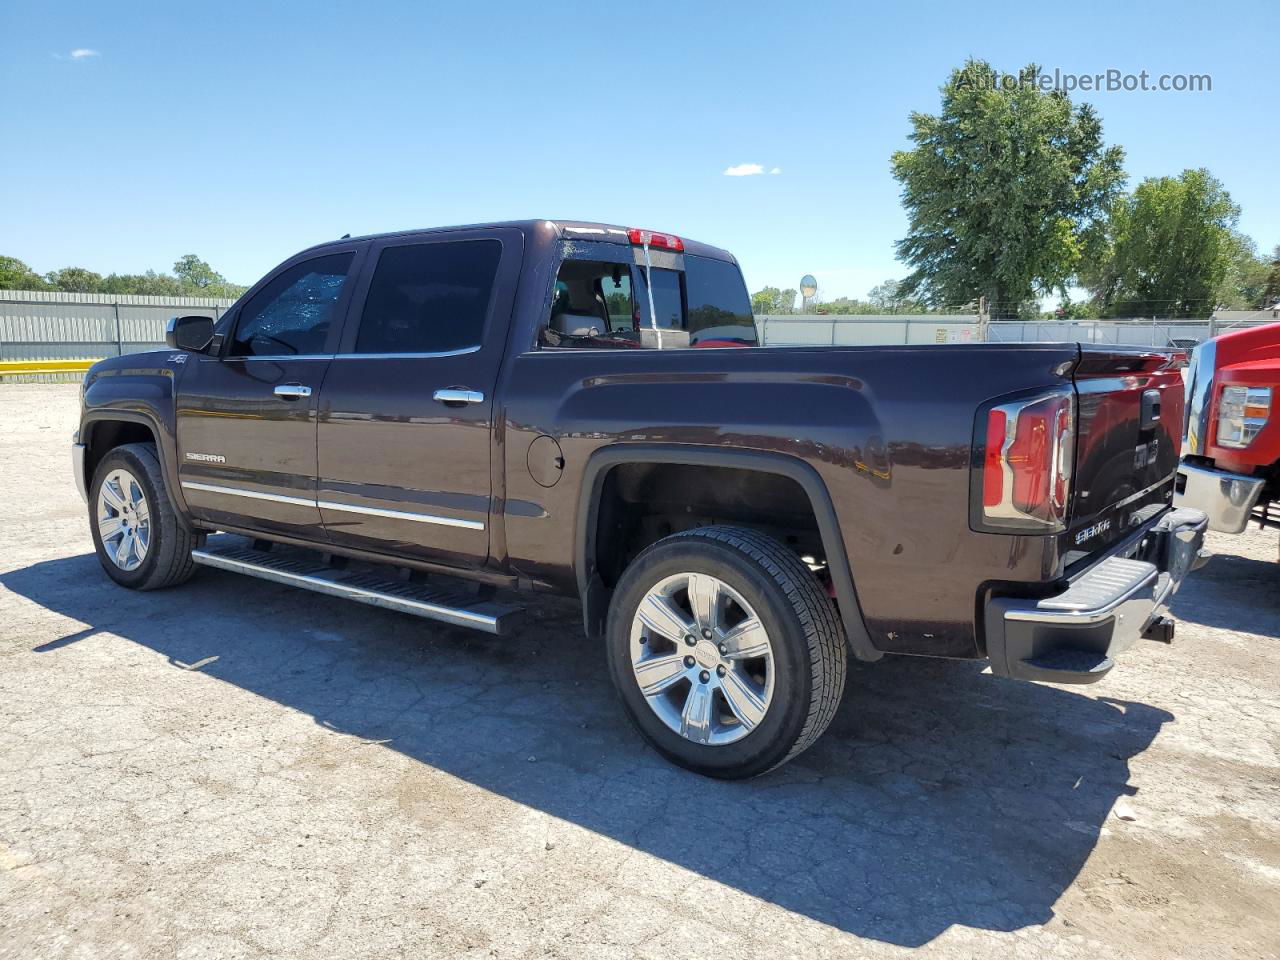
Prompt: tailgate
<box><xmin>1063</xmin><ymin>347</ymin><xmax>1187</xmax><ymax>564</ymax></box>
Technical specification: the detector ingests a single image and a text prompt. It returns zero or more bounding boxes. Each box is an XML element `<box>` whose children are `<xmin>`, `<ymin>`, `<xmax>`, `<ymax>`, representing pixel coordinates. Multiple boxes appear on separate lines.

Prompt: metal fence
<box><xmin>757</xmin><ymin>314</ymin><xmax>983</xmax><ymax>346</ymax></box>
<box><xmin>759</xmin><ymin>314</ymin><xmax>1279</xmax><ymax>348</ymax></box>
<box><xmin>0</xmin><ymin>289</ymin><xmax>237</xmax><ymax>382</ymax></box>
<box><xmin>0</xmin><ymin>289</ymin><xmax>235</xmax><ymax>362</ymax></box>
<box><xmin>3</xmin><ymin>289</ymin><xmax>1278</xmax><ymax>385</ymax></box>
<box><xmin>986</xmin><ymin>318</ymin><xmax>1265</xmax><ymax>346</ymax></box>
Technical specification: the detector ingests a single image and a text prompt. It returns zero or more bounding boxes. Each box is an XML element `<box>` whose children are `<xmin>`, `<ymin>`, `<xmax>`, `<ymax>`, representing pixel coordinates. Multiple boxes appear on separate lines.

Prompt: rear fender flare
<box><xmin>574</xmin><ymin>444</ymin><xmax>881</xmax><ymax>662</ymax></box>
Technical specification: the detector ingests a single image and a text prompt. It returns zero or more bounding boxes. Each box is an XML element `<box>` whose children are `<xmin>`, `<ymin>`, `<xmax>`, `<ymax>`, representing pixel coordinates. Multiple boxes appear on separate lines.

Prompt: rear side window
<box><xmin>684</xmin><ymin>255</ymin><xmax>756</xmax><ymax>345</ymax></box>
<box><xmin>230</xmin><ymin>253</ymin><xmax>353</xmax><ymax>357</ymax></box>
<box><xmin>353</xmin><ymin>240</ymin><xmax>501</xmax><ymax>354</ymax></box>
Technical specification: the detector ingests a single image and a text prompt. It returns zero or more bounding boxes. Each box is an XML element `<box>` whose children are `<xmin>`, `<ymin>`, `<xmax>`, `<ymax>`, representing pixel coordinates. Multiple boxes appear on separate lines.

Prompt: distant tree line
<box><xmin>751</xmin><ymin>280</ymin><xmax>933</xmax><ymax>315</ymax></box>
<box><xmin>0</xmin><ymin>254</ymin><xmax>247</xmax><ymax>299</ymax></box>
<box><xmin>889</xmin><ymin>60</ymin><xmax>1279</xmax><ymax>319</ymax></box>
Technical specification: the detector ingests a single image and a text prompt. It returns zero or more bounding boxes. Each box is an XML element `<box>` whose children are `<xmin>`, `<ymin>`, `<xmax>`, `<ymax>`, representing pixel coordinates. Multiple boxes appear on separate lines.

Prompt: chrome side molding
<box><xmin>179</xmin><ymin>480</ymin><xmax>485</xmax><ymax>530</ymax></box>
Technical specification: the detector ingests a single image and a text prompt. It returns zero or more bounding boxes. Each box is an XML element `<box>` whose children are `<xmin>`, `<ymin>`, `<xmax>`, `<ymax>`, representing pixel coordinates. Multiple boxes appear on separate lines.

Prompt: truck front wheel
<box><xmin>605</xmin><ymin>525</ymin><xmax>847</xmax><ymax>778</ymax></box>
<box><xmin>89</xmin><ymin>442</ymin><xmax>198</xmax><ymax>591</ymax></box>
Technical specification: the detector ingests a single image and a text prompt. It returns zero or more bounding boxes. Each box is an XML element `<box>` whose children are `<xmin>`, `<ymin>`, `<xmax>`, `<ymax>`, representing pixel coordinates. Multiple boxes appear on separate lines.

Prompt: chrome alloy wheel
<box><xmin>97</xmin><ymin>468</ymin><xmax>151</xmax><ymax>572</ymax></box>
<box><xmin>629</xmin><ymin>572</ymin><xmax>775</xmax><ymax>746</ymax></box>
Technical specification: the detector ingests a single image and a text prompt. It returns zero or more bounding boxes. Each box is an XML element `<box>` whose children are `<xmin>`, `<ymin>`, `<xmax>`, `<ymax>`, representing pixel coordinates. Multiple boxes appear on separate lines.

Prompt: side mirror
<box><xmin>166</xmin><ymin>315</ymin><xmax>215</xmax><ymax>353</ymax></box>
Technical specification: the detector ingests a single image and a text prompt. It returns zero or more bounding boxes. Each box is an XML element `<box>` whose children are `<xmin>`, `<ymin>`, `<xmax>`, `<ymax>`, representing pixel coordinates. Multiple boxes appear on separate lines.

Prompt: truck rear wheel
<box><xmin>89</xmin><ymin>442</ymin><xmax>198</xmax><ymax>591</ymax></box>
<box><xmin>605</xmin><ymin>525</ymin><xmax>847</xmax><ymax>778</ymax></box>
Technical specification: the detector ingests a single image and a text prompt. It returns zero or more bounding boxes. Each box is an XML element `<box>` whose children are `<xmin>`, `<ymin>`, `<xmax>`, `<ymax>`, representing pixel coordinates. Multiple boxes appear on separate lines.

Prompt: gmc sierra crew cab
<box><xmin>72</xmin><ymin>219</ymin><xmax>1209</xmax><ymax>778</ymax></box>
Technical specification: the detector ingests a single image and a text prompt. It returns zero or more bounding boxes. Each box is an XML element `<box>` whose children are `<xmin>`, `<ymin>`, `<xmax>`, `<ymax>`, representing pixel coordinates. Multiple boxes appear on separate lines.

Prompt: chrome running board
<box><xmin>191</xmin><ymin>544</ymin><xmax>523</xmax><ymax>635</ymax></box>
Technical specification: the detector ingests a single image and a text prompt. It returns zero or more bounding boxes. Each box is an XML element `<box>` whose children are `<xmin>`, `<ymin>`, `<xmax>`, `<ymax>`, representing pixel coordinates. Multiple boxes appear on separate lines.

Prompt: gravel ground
<box><xmin>1</xmin><ymin>383</ymin><xmax>1277</xmax><ymax>960</ymax></box>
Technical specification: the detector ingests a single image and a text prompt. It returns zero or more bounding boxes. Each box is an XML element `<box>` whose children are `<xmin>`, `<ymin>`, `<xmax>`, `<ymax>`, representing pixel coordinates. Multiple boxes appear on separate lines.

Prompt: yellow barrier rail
<box><xmin>0</xmin><ymin>359</ymin><xmax>99</xmax><ymax>377</ymax></box>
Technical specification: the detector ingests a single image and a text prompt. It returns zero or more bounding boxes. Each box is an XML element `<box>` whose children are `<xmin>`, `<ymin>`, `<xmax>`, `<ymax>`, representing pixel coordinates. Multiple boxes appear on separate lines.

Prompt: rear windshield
<box><xmin>541</xmin><ymin>250</ymin><xmax>756</xmax><ymax>349</ymax></box>
<box><xmin>684</xmin><ymin>255</ymin><xmax>755</xmax><ymax>345</ymax></box>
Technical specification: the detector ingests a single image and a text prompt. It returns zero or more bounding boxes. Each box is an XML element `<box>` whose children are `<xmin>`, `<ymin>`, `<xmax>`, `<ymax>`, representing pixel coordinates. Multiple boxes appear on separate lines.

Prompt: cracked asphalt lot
<box><xmin>1</xmin><ymin>384</ymin><xmax>1278</xmax><ymax>959</ymax></box>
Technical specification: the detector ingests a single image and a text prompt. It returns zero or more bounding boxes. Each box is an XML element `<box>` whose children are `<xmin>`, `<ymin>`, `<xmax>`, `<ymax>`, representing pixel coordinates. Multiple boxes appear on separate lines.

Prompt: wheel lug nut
<box><xmin>684</xmin><ymin>634</ymin><xmax>697</xmax><ymax>646</ymax></box>
<box><xmin>716</xmin><ymin>665</ymin><xmax>726</xmax><ymax>677</ymax></box>
<box><xmin>699</xmin><ymin>670</ymin><xmax>710</xmax><ymax>683</ymax></box>
<box><xmin>701</xmin><ymin>629</ymin><xmax>712</xmax><ymax>640</ymax></box>
<box><xmin>684</xmin><ymin>656</ymin><xmax>695</xmax><ymax>668</ymax></box>
<box><xmin>718</xmin><ymin>644</ymin><xmax>727</xmax><ymax>655</ymax></box>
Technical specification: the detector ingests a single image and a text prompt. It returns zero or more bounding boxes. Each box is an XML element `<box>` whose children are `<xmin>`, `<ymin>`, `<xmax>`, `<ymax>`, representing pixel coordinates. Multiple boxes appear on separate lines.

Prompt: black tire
<box><xmin>605</xmin><ymin>525</ymin><xmax>847</xmax><ymax>778</ymax></box>
<box><xmin>89</xmin><ymin>442</ymin><xmax>199</xmax><ymax>591</ymax></box>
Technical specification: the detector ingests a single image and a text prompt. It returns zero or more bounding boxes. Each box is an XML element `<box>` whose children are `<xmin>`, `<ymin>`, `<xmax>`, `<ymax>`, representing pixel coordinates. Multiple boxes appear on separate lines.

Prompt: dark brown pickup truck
<box><xmin>72</xmin><ymin>219</ymin><xmax>1208</xmax><ymax>777</ymax></box>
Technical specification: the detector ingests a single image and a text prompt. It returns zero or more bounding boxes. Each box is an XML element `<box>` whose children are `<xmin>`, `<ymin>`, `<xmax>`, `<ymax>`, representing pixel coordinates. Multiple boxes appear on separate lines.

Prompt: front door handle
<box><xmin>433</xmin><ymin>388</ymin><xmax>485</xmax><ymax>406</ymax></box>
<box><xmin>274</xmin><ymin>383</ymin><xmax>313</xmax><ymax>400</ymax></box>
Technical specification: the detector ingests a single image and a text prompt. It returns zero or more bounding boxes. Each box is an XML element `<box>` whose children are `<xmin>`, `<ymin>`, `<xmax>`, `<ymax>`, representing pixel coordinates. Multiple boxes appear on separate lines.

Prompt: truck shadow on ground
<box><xmin>1168</xmin><ymin>551</ymin><xmax>1280</xmax><ymax>638</ymax></box>
<box><xmin>4</xmin><ymin>550</ymin><xmax>1176</xmax><ymax>948</ymax></box>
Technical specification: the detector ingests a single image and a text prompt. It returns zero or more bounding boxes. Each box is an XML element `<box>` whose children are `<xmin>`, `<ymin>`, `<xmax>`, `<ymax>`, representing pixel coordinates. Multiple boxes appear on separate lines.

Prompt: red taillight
<box><xmin>983</xmin><ymin>409</ymin><xmax>1007</xmax><ymax>507</ymax></box>
<box><xmin>628</xmin><ymin>228</ymin><xmax>685</xmax><ymax>252</ymax></box>
<box><xmin>977</xmin><ymin>391</ymin><xmax>1074</xmax><ymax>531</ymax></box>
<box><xmin>1007</xmin><ymin>405</ymin><xmax>1052</xmax><ymax>513</ymax></box>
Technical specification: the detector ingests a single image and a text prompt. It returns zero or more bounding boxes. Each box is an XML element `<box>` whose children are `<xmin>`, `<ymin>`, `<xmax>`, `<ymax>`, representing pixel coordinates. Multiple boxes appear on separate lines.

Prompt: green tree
<box><xmin>0</xmin><ymin>256</ymin><xmax>48</xmax><ymax>290</ymax></box>
<box><xmin>1085</xmin><ymin>169</ymin><xmax>1241</xmax><ymax>318</ymax></box>
<box><xmin>1213</xmin><ymin>233</ymin><xmax>1270</xmax><ymax>310</ymax></box>
<box><xmin>45</xmin><ymin>266</ymin><xmax>104</xmax><ymax>293</ymax></box>
<box><xmin>866</xmin><ymin>278</ymin><xmax>923</xmax><ymax>313</ymax></box>
<box><xmin>1263</xmin><ymin>245</ymin><xmax>1280</xmax><ymax>309</ymax></box>
<box><xmin>2</xmin><ymin>254</ymin><xmax>245</xmax><ymax>298</ymax></box>
<box><xmin>892</xmin><ymin>60</ymin><xmax>1126</xmax><ymax>318</ymax></box>
<box><xmin>100</xmin><ymin>270</ymin><xmax>187</xmax><ymax>297</ymax></box>
<box><xmin>173</xmin><ymin>254</ymin><xmax>225</xmax><ymax>290</ymax></box>
<box><xmin>816</xmin><ymin>297</ymin><xmax>874</xmax><ymax>315</ymax></box>
<box><xmin>750</xmin><ymin>286</ymin><xmax>797</xmax><ymax>314</ymax></box>
<box><xmin>1046</xmin><ymin>297</ymin><xmax>1100</xmax><ymax>320</ymax></box>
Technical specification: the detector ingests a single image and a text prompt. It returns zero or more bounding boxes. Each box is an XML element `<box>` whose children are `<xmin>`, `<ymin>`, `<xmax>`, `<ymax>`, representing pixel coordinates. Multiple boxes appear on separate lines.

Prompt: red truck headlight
<box><xmin>974</xmin><ymin>389</ymin><xmax>1075</xmax><ymax>533</ymax></box>
<box><xmin>1216</xmin><ymin>385</ymin><xmax>1270</xmax><ymax>449</ymax></box>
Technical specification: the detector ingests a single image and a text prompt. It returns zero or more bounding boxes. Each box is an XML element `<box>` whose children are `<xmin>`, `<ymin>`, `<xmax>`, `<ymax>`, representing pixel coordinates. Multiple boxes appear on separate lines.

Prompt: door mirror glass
<box><xmin>166</xmin><ymin>315</ymin><xmax>215</xmax><ymax>353</ymax></box>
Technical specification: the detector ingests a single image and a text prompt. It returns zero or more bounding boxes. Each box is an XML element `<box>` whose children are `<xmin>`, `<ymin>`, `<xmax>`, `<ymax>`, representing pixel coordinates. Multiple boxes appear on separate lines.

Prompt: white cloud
<box><xmin>55</xmin><ymin>48</ymin><xmax>100</xmax><ymax>60</ymax></box>
<box><xmin>769</xmin><ymin>167</ymin><xmax>782</xmax><ymax>175</ymax></box>
<box><xmin>723</xmin><ymin>163</ymin><xmax>765</xmax><ymax>177</ymax></box>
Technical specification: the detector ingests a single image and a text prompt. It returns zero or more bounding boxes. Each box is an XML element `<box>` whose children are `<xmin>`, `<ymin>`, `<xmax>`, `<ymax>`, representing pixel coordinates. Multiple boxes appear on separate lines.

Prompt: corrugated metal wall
<box><xmin>0</xmin><ymin>290</ymin><xmax>237</xmax><ymax>381</ymax></box>
<box><xmin>758</xmin><ymin>315</ymin><xmax>1277</xmax><ymax>348</ymax></box>
<box><xmin>757</xmin><ymin>314</ymin><xmax>983</xmax><ymax>346</ymax></box>
<box><xmin>0</xmin><ymin>289</ymin><xmax>236</xmax><ymax>360</ymax></box>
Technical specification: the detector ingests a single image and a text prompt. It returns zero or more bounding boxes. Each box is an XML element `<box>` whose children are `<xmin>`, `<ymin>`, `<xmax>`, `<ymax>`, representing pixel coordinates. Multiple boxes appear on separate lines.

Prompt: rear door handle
<box><xmin>274</xmin><ymin>383</ymin><xmax>313</xmax><ymax>400</ymax></box>
<box><xmin>433</xmin><ymin>388</ymin><xmax>485</xmax><ymax>406</ymax></box>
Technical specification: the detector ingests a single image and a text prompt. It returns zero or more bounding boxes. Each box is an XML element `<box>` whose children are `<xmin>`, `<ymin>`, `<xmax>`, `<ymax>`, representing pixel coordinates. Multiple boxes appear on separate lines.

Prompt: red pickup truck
<box><xmin>1177</xmin><ymin>323</ymin><xmax>1280</xmax><ymax>550</ymax></box>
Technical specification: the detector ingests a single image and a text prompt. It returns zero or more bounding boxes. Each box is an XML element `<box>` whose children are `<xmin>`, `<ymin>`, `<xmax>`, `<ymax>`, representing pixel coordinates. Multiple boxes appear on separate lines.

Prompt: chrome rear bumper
<box><xmin>1174</xmin><ymin>460</ymin><xmax>1265</xmax><ymax>534</ymax></box>
<box><xmin>984</xmin><ymin>508</ymin><xmax>1209</xmax><ymax>684</ymax></box>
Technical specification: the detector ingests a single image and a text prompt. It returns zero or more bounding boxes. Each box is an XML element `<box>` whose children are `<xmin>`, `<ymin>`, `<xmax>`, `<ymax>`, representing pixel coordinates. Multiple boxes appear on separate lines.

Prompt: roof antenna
<box><xmin>340</xmin><ymin>233</ymin><xmax>351</xmax><ymax>239</ymax></box>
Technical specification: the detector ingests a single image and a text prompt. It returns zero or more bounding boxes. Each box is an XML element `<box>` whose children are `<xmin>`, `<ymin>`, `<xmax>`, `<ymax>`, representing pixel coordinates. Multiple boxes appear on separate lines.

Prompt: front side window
<box><xmin>230</xmin><ymin>253</ymin><xmax>353</xmax><ymax>357</ymax></box>
<box><xmin>353</xmin><ymin>240</ymin><xmax>501</xmax><ymax>354</ymax></box>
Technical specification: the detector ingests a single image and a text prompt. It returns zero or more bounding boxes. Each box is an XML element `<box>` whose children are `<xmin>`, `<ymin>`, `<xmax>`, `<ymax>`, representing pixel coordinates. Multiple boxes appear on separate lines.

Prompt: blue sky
<box><xmin>2</xmin><ymin>0</ymin><xmax>1276</xmax><ymax>304</ymax></box>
